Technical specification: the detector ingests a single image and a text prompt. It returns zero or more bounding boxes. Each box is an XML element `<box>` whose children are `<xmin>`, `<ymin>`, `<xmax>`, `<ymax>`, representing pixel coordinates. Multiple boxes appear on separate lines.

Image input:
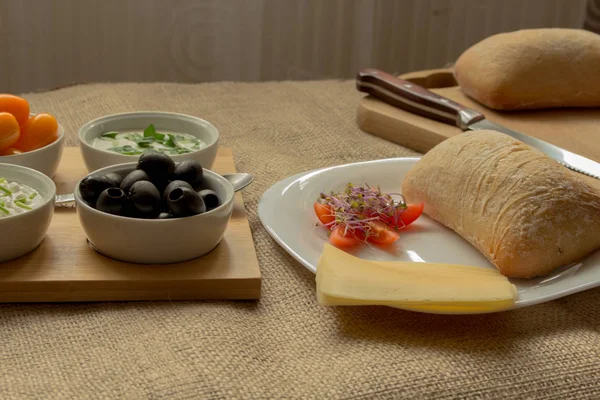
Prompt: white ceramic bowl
<box><xmin>74</xmin><ymin>162</ymin><xmax>235</xmax><ymax>264</ymax></box>
<box><xmin>0</xmin><ymin>163</ymin><xmax>56</xmax><ymax>262</ymax></box>
<box><xmin>0</xmin><ymin>121</ymin><xmax>65</xmax><ymax>178</ymax></box>
<box><xmin>78</xmin><ymin>112</ymin><xmax>219</xmax><ymax>172</ymax></box>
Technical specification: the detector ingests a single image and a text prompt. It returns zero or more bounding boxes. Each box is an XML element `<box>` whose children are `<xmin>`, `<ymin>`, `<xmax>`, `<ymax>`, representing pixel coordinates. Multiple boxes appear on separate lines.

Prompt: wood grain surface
<box><xmin>0</xmin><ymin>147</ymin><xmax>261</xmax><ymax>302</ymax></box>
<box><xmin>0</xmin><ymin>0</ymin><xmax>587</xmax><ymax>93</ymax></box>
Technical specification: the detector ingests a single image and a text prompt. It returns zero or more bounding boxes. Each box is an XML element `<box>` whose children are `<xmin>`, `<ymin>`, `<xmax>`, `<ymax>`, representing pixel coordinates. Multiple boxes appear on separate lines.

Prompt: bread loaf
<box><xmin>401</xmin><ymin>130</ymin><xmax>600</xmax><ymax>278</ymax></box>
<box><xmin>454</xmin><ymin>29</ymin><xmax>600</xmax><ymax>110</ymax></box>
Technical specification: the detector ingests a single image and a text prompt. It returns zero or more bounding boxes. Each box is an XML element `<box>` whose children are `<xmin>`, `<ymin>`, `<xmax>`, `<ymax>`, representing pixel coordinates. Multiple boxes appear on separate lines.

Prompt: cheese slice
<box><xmin>318</xmin><ymin>292</ymin><xmax>515</xmax><ymax>314</ymax></box>
<box><xmin>316</xmin><ymin>244</ymin><xmax>517</xmax><ymax>313</ymax></box>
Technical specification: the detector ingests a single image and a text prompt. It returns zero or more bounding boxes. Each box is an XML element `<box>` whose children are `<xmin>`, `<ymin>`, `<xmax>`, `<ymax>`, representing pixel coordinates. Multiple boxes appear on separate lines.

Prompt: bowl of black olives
<box><xmin>74</xmin><ymin>151</ymin><xmax>234</xmax><ymax>264</ymax></box>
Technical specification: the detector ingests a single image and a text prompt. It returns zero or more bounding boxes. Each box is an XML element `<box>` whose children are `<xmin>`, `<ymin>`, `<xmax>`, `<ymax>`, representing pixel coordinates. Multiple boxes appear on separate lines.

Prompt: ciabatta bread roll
<box><xmin>401</xmin><ymin>130</ymin><xmax>600</xmax><ymax>278</ymax></box>
<box><xmin>454</xmin><ymin>29</ymin><xmax>600</xmax><ymax>110</ymax></box>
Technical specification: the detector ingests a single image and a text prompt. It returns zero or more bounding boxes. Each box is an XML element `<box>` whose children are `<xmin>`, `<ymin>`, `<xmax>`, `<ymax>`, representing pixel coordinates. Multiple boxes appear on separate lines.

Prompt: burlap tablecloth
<box><xmin>2</xmin><ymin>81</ymin><xmax>599</xmax><ymax>399</ymax></box>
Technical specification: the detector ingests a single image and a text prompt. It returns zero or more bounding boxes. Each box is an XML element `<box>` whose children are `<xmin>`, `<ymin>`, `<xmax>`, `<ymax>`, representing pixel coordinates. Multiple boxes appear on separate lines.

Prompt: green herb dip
<box><xmin>92</xmin><ymin>124</ymin><xmax>206</xmax><ymax>156</ymax></box>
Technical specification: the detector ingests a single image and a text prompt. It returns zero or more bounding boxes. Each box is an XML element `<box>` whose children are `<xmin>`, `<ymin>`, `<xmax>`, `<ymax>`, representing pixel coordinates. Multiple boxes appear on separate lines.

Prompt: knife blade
<box><xmin>356</xmin><ymin>68</ymin><xmax>600</xmax><ymax>180</ymax></box>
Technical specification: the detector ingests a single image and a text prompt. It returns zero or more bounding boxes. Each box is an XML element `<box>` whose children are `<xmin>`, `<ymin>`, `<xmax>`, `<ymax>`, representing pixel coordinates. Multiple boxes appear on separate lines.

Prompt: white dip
<box><xmin>91</xmin><ymin>125</ymin><xmax>206</xmax><ymax>156</ymax></box>
<box><xmin>0</xmin><ymin>178</ymin><xmax>44</xmax><ymax>217</ymax></box>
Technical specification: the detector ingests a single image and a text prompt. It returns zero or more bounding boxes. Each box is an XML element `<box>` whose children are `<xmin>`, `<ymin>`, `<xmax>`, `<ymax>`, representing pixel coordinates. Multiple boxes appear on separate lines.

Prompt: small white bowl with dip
<box><xmin>0</xmin><ymin>119</ymin><xmax>65</xmax><ymax>178</ymax></box>
<box><xmin>0</xmin><ymin>163</ymin><xmax>56</xmax><ymax>262</ymax></box>
<box><xmin>78</xmin><ymin>112</ymin><xmax>219</xmax><ymax>172</ymax></box>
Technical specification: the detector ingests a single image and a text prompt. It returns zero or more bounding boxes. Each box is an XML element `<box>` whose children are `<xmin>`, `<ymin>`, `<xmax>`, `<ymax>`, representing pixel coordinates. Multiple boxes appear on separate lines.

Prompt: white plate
<box><xmin>258</xmin><ymin>158</ymin><xmax>600</xmax><ymax>313</ymax></box>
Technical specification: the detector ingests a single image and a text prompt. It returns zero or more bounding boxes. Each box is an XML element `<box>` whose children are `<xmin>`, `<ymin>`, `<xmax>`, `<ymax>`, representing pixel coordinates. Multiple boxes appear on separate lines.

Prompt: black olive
<box><xmin>167</xmin><ymin>187</ymin><xmax>206</xmax><ymax>217</ymax></box>
<box><xmin>105</xmin><ymin>172</ymin><xmax>123</xmax><ymax>188</ymax></box>
<box><xmin>120</xmin><ymin>169</ymin><xmax>150</xmax><ymax>194</ymax></box>
<box><xmin>172</xmin><ymin>160</ymin><xmax>204</xmax><ymax>190</ymax></box>
<box><xmin>96</xmin><ymin>188</ymin><xmax>128</xmax><ymax>216</ymax></box>
<box><xmin>129</xmin><ymin>181</ymin><xmax>161</xmax><ymax>218</ymax></box>
<box><xmin>137</xmin><ymin>151</ymin><xmax>175</xmax><ymax>189</ymax></box>
<box><xmin>158</xmin><ymin>212</ymin><xmax>173</xmax><ymax>219</ymax></box>
<box><xmin>80</xmin><ymin>175</ymin><xmax>114</xmax><ymax>205</ymax></box>
<box><xmin>198</xmin><ymin>189</ymin><xmax>220</xmax><ymax>210</ymax></box>
<box><xmin>163</xmin><ymin>180</ymin><xmax>192</xmax><ymax>202</ymax></box>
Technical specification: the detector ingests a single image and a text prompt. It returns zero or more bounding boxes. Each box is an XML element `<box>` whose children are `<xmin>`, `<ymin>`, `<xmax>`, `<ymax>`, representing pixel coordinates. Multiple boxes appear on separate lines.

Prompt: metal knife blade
<box><xmin>468</xmin><ymin>119</ymin><xmax>600</xmax><ymax>179</ymax></box>
<box><xmin>356</xmin><ymin>68</ymin><xmax>600</xmax><ymax>180</ymax></box>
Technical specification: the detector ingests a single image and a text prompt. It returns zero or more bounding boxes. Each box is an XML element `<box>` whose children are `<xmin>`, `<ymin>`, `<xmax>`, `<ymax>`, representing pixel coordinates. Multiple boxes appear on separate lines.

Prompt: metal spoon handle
<box><xmin>56</xmin><ymin>193</ymin><xmax>75</xmax><ymax>205</ymax></box>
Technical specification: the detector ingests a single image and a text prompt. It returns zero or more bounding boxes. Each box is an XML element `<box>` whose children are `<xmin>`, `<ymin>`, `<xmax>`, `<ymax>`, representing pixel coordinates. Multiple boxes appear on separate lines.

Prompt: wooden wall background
<box><xmin>0</xmin><ymin>0</ymin><xmax>589</xmax><ymax>93</ymax></box>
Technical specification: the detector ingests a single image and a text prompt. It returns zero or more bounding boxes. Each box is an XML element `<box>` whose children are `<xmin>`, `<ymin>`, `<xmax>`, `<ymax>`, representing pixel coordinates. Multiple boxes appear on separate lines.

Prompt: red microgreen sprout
<box><xmin>317</xmin><ymin>183</ymin><xmax>407</xmax><ymax>242</ymax></box>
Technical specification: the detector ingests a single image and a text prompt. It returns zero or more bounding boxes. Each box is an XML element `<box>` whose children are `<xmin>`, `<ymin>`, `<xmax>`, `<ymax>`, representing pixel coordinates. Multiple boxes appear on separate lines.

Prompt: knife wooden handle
<box><xmin>356</xmin><ymin>68</ymin><xmax>485</xmax><ymax>130</ymax></box>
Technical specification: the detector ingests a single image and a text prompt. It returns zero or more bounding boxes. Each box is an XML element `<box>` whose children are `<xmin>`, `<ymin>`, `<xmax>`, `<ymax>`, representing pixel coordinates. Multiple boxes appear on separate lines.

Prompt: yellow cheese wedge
<box><xmin>316</xmin><ymin>244</ymin><xmax>517</xmax><ymax>313</ymax></box>
<box><xmin>318</xmin><ymin>292</ymin><xmax>515</xmax><ymax>314</ymax></box>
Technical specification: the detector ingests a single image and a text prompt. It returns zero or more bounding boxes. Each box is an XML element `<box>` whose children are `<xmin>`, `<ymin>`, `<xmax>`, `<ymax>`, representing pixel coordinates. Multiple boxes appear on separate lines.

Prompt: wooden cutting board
<box><xmin>0</xmin><ymin>147</ymin><xmax>261</xmax><ymax>302</ymax></box>
<box><xmin>357</xmin><ymin>68</ymin><xmax>600</xmax><ymax>188</ymax></box>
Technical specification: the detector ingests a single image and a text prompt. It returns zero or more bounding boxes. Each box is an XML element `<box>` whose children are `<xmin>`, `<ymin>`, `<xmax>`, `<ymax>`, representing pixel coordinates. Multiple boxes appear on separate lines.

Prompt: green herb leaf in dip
<box><xmin>164</xmin><ymin>134</ymin><xmax>177</xmax><ymax>148</ymax></box>
<box><xmin>124</xmin><ymin>133</ymin><xmax>144</xmax><ymax>142</ymax></box>
<box><xmin>108</xmin><ymin>145</ymin><xmax>143</xmax><ymax>156</ymax></box>
<box><xmin>15</xmin><ymin>202</ymin><xmax>32</xmax><ymax>211</ymax></box>
<box><xmin>144</xmin><ymin>124</ymin><xmax>157</xmax><ymax>138</ymax></box>
<box><xmin>101</xmin><ymin>132</ymin><xmax>119</xmax><ymax>139</ymax></box>
<box><xmin>0</xmin><ymin>185</ymin><xmax>12</xmax><ymax>196</ymax></box>
<box><xmin>136</xmin><ymin>138</ymin><xmax>155</xmax><ymax>148</ymax></box>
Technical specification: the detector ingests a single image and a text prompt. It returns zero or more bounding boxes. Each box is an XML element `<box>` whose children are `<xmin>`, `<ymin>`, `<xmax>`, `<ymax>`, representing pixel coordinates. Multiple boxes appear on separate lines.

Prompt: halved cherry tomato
<box><xmin>0</xmin><ymin>94</ymin><xmax>30</xmax><ymax>127</ymax></box>
<box><xmin>329</xmin><ymin>226</ymin><xmax>361</xmax><ymax>248</ymax></box>
<box><xmin>15</xmin><ymin>113</ymin><xmax>59</xmax><ymax>152</ymax></box>
<box><xmin>379</xmin><ymin>203</ymin><xmax>424</xmax><ymax>228</ymax></box>
<box><xmin>314</xmin><ymin>202</ymin><xmax>335</xmax><ymax>225</ymax></box>
<box><xmin>366</xmin><ymin>221</ymin><xmax>400</xmax><ymax>245</ymax></box>
<box><xmin>397</xmin><ymin>203</ymin><xmax>424</xmax><ymax>227</ymax></box>
<box><xmin>0</xmin><ymin>112</ymin><xmax>21</xmax><ymax>151</ymax></box>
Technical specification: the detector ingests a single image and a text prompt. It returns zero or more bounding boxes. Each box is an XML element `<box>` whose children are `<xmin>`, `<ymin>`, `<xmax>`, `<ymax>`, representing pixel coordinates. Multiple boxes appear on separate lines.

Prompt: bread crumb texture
<box><xmin>401</xmin><ymin>130</ymin><xmax>600</xmax><ymax>278</ymax></box>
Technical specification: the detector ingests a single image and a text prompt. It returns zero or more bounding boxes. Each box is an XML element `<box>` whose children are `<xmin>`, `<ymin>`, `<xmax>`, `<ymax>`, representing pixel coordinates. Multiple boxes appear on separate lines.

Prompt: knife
<box><xmin>356</xmin><ymin>68</ymin><xmax>600</xmax><ymax>180</ymax></box>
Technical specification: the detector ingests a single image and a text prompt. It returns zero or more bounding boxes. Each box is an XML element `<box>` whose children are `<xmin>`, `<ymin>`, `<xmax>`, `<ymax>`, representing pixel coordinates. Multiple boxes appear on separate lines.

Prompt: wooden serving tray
<box><xmin>357</xmin><ymin>68</ymin><xmax>600</xmax><ymax>164</ymax></box>
<box><xmin>0</xmin><ymin>148</ymin><xmax>261</xmax><ymax>302</ymax></box>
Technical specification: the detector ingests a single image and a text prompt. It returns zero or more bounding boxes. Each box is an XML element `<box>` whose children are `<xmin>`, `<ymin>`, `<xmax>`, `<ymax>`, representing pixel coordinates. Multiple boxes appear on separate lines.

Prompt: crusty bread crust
<box><xmin>454</xmin><ymin>29</ymin><xmax>600</xmax><ymax>110</ymax></box>
<box><xmin>401</xmin><ymin>130</ymin><xmax>600</xmax><ymax>278</ymax></box>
